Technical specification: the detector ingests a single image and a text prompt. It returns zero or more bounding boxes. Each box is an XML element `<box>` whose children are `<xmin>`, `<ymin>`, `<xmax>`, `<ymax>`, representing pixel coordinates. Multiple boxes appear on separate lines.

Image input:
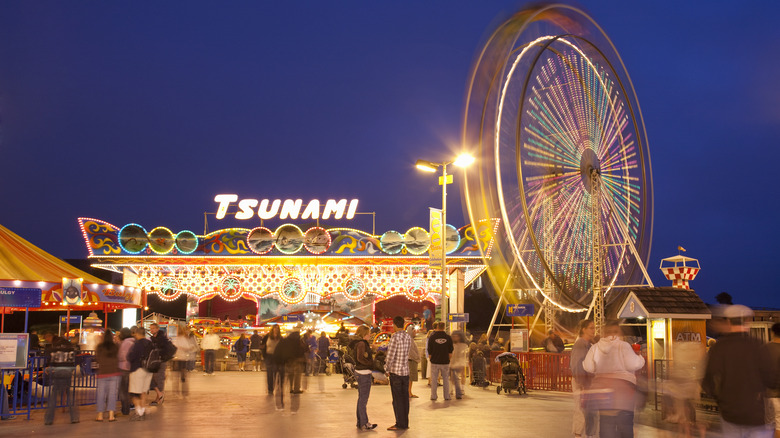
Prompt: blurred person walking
<box><xmin>351</xmin><ymin>325</ymin><xmax>377</xmax><ymax>430</ymax></box>
<box><xmin>233</xmin><ymin>333</ymin><xmax>249</xmax><ymax>371</ymax></box>
<box><xmin>407</xmin><ymin>325</ymin><xmax>420</xmax><ymax>398</ymax></box>
<box><xmin>127</xmin><ymin>327</ymin><xmax>154</xmax><ymax>421</ymax></box>
<box><xmin>305</xmin><ymin>330</ymin><xmax>318</xmax><ymax>376</ymax></box>
<box><xmin>449</xmin><ymin>331</ymin><xmax>468</xmax><ymax>399</ymax></box>
<box><xmin>766</xmin><ymin>323</ymin><xmax>780</xmax><ymax>438</ymax></box>
<box><xmin>428</xmin><ymin>321</ymin><xmax>453</xmax><ymax>401</ymax></box>
<box><xmin>703</xmin><ymin>305</ymin><xmax>773</xmax><ymax>437</ymax></box>
<box><xmin>95</xmin><ymin>329</ymin><xmax>120</xmax><ymax>422</ymax></box>
<box><xmin>201</xmin><ymin>328</ymin><xmax>221</xmax><ymax>376</ymax></box>
<box><xmin>385</xmin><ymin>316</ymin><xmax>412</xmax><ymax>430</ymax></box>
<box><xmin>44</xmin><ymin>334</ymin><xmax>80</xmax><ymax>425</ymax></box>
<box><xmin>582</xmin><ymin>320</ymin><xmax>645</xmax><ymax>438</ymax></box>
<box><xmin>249</xmin><ymin>330</ymin><xmax>263</xmax><ymax>372</ymax></box>
<box><xmin>117</xmin><ymin>327</ymin><xmax>136</xmax><ymax>416</ymax></box>
<box><xmin>317</xmin><ymin>331</ymin><xmax>330</xmax><ymax>375</ymax></box>
<box><xmin>263</xmin><ymin>325</ymin><xmax>283</xmax><ymax>394</ymax></box>
<box><xmin>570</xmin><ymin>319</ymin><xmax>597</xmax><ymax>438</ymax></box>
<box><xmin>172</xmin><ymin>329</ymin><xmax>199</xmax><ymax>395</ymax></box>
<box><xmin>149</xmin><ymin>323</ymin><xmax>176</xmax><ymax>405</ymax></box>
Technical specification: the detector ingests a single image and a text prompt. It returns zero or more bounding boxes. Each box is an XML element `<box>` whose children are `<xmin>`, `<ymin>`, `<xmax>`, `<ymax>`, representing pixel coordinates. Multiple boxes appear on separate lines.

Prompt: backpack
<box><xmin>159</xmin><ymin>337</ymin><xmax>177</xmax><ymax>362</ymax></box>
<box><xmin>143</xmin><ymin>346</ymin><xmax>163</xmax><ymax>373</ymax></box>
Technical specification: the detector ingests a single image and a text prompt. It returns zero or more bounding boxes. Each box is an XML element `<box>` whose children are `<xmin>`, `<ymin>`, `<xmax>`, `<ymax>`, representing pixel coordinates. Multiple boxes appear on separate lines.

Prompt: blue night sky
<box><xmin>1</xmin><ymin>2</ymin><xmax>778</xmax><ymax>308</ymax></box>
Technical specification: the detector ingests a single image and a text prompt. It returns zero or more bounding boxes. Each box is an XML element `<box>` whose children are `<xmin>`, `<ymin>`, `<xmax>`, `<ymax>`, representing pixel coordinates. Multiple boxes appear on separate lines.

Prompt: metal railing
<box><xmin>487</xmin><ymin>351</ymin><xmax>572</xmax><ymax>392</ymax></box>
<box><xmin>2</xmin><ymin>352</ymin><xmax>97</xmax><ymax>420</ymax></box>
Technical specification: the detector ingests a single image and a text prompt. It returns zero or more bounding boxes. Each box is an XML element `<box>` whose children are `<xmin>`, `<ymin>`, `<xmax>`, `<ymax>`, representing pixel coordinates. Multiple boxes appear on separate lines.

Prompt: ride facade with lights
<box><xmin>77</xmin><ymin>212</ymin><xmax>499</xmax><ymax>323</ymax></box>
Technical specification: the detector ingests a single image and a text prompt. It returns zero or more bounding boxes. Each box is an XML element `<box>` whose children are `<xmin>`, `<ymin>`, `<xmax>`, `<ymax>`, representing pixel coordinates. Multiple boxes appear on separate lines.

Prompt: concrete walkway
<box><xmin>1</xmin><ymin>371</ymin><xmax>723</xmax><ymax>437</ymax></box>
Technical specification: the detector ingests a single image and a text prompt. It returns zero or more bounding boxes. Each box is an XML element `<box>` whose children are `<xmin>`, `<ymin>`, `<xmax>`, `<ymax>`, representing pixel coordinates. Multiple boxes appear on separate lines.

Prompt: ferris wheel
<box><xmin>462</xmin><ymin>5</ymin><xmax>654</xmax><ymax>326</ymax></box>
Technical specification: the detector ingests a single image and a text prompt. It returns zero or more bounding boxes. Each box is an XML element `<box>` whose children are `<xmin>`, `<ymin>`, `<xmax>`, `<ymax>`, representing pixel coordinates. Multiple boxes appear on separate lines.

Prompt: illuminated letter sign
<box><xmin>214</xmin><ymin>195</ymin><xmax>358</xmax><ymax>221</ymax></box>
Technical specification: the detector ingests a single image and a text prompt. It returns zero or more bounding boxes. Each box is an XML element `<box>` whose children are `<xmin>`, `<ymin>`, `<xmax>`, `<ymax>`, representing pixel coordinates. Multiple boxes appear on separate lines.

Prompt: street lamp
<box><xmin>415</xmin><ymin>153</ymin><xmax>475</xmax><ymax>330</ymax></box>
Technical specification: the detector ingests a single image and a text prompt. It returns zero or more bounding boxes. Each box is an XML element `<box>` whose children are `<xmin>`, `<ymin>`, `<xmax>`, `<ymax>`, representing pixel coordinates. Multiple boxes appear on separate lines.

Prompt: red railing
<box><xmin>488</xmin><ymin>351</ymin><xmax>571</xmax><ymax>392</ymax></box>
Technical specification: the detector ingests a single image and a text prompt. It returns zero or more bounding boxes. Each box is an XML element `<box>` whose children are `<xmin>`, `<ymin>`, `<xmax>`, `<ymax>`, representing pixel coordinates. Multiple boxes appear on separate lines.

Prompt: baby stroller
<box><xmin>495</xmin><ymin>352</ymin><xmax>526</xmax><ymax>395</ymax></box>
<box><xmin>340</xmin><ymin>347</ymin><xmax>358</xmax><ymax>389</ymax></box>
<box><xmin>470</xmin><ymin>352</ymin><xmax>490</xmax><ymax>388</ymax></box>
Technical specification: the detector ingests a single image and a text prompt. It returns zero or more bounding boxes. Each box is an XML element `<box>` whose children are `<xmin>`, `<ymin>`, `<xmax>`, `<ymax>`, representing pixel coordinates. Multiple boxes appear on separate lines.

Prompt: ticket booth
<box><xmin>617</xmin><ymin>287</ymin><xmax>711</xmax><ymax>379</ymax></box>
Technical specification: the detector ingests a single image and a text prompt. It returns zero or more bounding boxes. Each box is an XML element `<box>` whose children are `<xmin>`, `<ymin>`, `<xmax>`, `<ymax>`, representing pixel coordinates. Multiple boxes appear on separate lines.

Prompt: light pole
<box><xmin>415</xmin><ymin>154</ymin><xmax>474</xmax><ymax>330</ymax></box>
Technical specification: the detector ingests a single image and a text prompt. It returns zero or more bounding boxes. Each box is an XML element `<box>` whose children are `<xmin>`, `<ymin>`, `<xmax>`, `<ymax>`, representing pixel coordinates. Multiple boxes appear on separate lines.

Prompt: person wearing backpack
<box><xmin>127</xmin><ymin>327</ymin><xmax>154</xmax><ymax>421</ymax></box>
<box><xmin>148</xmin><ymin>323</ymin><xmax>176</xmax><ymax>406</ymax></box>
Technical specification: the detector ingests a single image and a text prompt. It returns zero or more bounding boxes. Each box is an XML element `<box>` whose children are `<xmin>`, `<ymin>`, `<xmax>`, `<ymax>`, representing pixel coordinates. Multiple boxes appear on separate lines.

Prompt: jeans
<box><xmin>96</xmin><ymin>375</ymin><xmax>120</xmax><ymax>413</ymax></box>
<box><xmin>389</xmin><ymin>373</ymin><xmax>410</xmax><ymax>428</ymax></box>
<box><xmin>449</xmin><ymin>366</ymin><xmax>465</xmax><ymax>398</ymax></box>
<box><xmin>45</xmin><ymin>367</ymin><xmax>78</xmax><ymax>424</ymax></box>
<box><xmin>151</xmin><ymin>361</ymin><xmax>167</xmax><ymax>391</ymax></box>
<box><xmin>204</xmin><ymin>350</ymin><xmax>216</xmax><ymax>374</ymax></box>
<box><xmin>721</xmin><ymin>419</ymin><xmax>773</xmax><ymax>438</ymax></box>
<box><xmin>355</xmin><ymin>372</ymin><xmax>372</xmax><ymax>427</ymax></box>
<box><xmin>119</xmin><ymin>370</ymin><xmax>131</xmax><ymax>415</ymax></box>
<box><xmin>429</xmin><ymin>363</ymin><xmax>450</xmax><ymax>400</ymax></box>
<box><xmin>599</xmin><ymin>410</ymin><xmax>634</xmax><ymax>438</ymax></box>
<box><xmin>266</xmin><ymin>360</ymin><xmax>278</xmax><ymax>393</ymax></box>
<box><xmin>286</xmin><ymin>359</ymin><xmax>303</xmax><ymax>392</ymax></box>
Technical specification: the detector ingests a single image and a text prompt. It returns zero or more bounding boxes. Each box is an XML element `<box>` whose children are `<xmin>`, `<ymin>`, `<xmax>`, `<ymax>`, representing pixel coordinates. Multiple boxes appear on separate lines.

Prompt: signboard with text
<box><xmin>280</xmin><ymin>314</ymin><xmax>305</xmax><ymax>323</ymax></box>
<box><xmin>506</xmin><ymin>303</ymin><xmax>535</xmax><ymax>317</ymax></box>
<box><xmin>0</xmin><ymin>334</ymin><xmax>29</xmax><ymax>369</ymax></box>
<box><xmin>0</xmin><ymin>287</ymin><xmax>42</xmax><ymax>308</ymax></box>
<box><xmin>510</xmin><ymin>329</ymin><xmax>529</xmax><ymax>353</ymax></box>
<box><xmin>448</xmin><ymin>313</ymin><xmax>469</xmax><ymax>323</ymax></box>
<box><xmin>59</xmin><ymin>315</ymin><xmax>83</xmax><ymax>324</ymax></box>
<box><xmin>429</xmin><ymin>208</ymin><xmax>443</xmax><ymax>268</ymax></box>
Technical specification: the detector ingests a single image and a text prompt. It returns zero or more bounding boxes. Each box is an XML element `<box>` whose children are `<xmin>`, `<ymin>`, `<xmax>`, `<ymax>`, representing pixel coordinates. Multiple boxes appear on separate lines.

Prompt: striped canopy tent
<box><xmin>0</xmin><ymin>224</ymin><xmax>142</xmax><ymax>313</ymax></box>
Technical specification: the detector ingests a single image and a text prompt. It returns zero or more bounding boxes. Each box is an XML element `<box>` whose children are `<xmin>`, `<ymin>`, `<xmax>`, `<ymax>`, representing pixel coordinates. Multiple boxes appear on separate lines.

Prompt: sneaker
<box><xmin>130</xmin><ymin>413</ymin><xmax>145</xmax><ymax>421</ymax></box>
<box><xmin>150</xmin><ymin>401</ymin><xmax>158</xmax><ymax>406</ymax></box>
<box><xmin>1</xmin><ymin>416</ymin><xmax>16</xmax><ymax>421</ymax></box>
<box><xmin>360</xmin><ymin>424</ymin><xmax>377</xmax><ymax>430</ymax></box>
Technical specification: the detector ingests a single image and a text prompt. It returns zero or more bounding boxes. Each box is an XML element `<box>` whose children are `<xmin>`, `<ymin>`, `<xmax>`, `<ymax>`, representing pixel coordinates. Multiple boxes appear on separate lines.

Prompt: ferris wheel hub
<box><xmin>579</xmin><ymin>148</ymin><xmax>601</xmax><ymax>193</ymax></box>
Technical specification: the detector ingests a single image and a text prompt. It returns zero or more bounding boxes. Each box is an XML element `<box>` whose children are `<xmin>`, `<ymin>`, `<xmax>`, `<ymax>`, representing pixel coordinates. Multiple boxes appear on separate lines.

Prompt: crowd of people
<box><xmin>568</xmin><ymin>304</ymin><xmax>780</xmax><ymax>438</ymax></box>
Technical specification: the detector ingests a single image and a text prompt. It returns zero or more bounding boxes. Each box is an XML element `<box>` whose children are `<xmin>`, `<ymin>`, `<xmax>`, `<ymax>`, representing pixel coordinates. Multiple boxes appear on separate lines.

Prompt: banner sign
<box><xmin>506</xmin><ymin>303</ymin><xmax>535</xmax><ymax>317</ymax></box>
<box><xmin>448</xmin><ymin>313</ymin><xmax>469</xmax><ymax>323</ymax></box>
<box><xmin>429</xmin><ymin>208</ymin><xmax>443</xmax><ymax>268</ymax></box>
<box><xmin>0</xmin><ymin>287</ymin><xmax>42</xmax><ymax>308</ymax></box>
<box><xmin>280</xmin><ymin>314</ymin><xmax>305</xmax><ymax>323</ymax></box>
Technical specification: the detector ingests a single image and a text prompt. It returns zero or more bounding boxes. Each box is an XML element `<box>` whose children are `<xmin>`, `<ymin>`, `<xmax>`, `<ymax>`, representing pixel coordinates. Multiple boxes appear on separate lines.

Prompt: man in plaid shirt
<box><xmin>384</xmin><ymin>316</ymin><xmax>411</xmax><ymax>430</ymax></box>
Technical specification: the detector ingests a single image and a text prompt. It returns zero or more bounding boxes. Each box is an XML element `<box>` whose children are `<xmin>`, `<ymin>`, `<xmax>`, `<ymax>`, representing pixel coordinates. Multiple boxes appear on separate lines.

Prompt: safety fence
<box><xmin>2</xmin><ymin>353</ymin><xmax>97</xmax><ymax>420</ymax></box>
<box><xmin>487</xmin><ymin>351</ymin><xmax>572</xmax><ymax>392</ymax></box>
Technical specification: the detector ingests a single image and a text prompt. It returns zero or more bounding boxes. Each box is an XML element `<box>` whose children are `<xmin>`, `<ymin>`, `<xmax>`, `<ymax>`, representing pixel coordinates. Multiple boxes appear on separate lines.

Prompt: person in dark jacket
<box><xmin>44</xmin><ymin>336</ymin><xmax>79</xmax><ymax>425</ymax></box>
<box><xmin>262</xmin><ymin>325</ymin><xmax>283</xmax><ymax>395</ymax></box>
<box><xmin>702</xmin><ymin>305</ymin><xmax>774</xmax><ymax>436</ymax></box>
<box><xmin>277</xmin><ymin>329</ymin><xmax>305</xmax><ymax>394</ymax></box>
<box><xmin>317</xmin><ymin>332</ymin><xmax>330</xmax><ymax>374</ymax></box>
<box><xmin>351</xmin><ymin>325</ymin><xmax>377</xmax><ymax>430</ymax></box>
<box><xmin>127</xmin><ymin>328</ymin><xmax>154</xmax><ymax>420</ymax></box>
<box><xmin>427</xmin><ymin>321</ymin><xmax>453</xmax><ymax>401</ymax></box>
<box><xmin>249</xmin><ymin>330</ymin><xmax>263</xmax><ymax>372</ymax></box>
<box><xmin>148</xmin><ymin>323</ymin><xmax>174</xmax><ymax>406</ymax></box>
<box><xmin>233</xmin><ymin>334</ymin><xmax>249</xmax><ymax>371</ymax></box>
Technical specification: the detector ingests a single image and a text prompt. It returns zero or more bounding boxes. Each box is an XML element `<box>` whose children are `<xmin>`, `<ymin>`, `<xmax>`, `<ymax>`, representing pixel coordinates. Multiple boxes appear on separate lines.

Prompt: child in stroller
<box><xmin>470</xmin><ymin>350</ymin><xmax>490</xmax><ymax>388</ymax></box>
<box><xmin>495</xmin><ymin>352</ymin><xmax>527</xmax><ymax>395</ymax></box>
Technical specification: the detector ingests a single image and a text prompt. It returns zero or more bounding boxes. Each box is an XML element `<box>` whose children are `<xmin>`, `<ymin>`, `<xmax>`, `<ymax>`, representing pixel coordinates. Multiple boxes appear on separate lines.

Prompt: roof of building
<box><xmin>618</xmin><ymin>287</ymin><xmax>711</xmax><ymax>319</ymax></box>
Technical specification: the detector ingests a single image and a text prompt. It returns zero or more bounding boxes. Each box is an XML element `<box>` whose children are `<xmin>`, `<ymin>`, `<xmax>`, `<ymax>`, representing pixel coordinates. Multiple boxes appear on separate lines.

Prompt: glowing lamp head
<box><xmin>415</xmin><ymin>160</ymin><xmax>438</xmax><ymax>172</ymax></box>
<box><xmin>453</xmin><ymin>153</ymin><xmax>475</xmax><ymax>168</ymax></box>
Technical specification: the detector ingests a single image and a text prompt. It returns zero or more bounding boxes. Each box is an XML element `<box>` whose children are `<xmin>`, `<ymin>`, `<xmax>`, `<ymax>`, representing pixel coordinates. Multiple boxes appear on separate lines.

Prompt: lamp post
<box><xmin>415</xmin><ymin>154</ymin><xmax>474</xmax><ymax>330</ymax></box>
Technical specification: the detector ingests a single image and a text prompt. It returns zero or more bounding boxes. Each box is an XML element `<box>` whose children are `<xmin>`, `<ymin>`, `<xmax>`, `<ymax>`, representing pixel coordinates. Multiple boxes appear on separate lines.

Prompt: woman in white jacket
<box><xmin>582</xmin><ymin>320</ymin><xmax>645</xmax><ymax>438</ymax></box>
